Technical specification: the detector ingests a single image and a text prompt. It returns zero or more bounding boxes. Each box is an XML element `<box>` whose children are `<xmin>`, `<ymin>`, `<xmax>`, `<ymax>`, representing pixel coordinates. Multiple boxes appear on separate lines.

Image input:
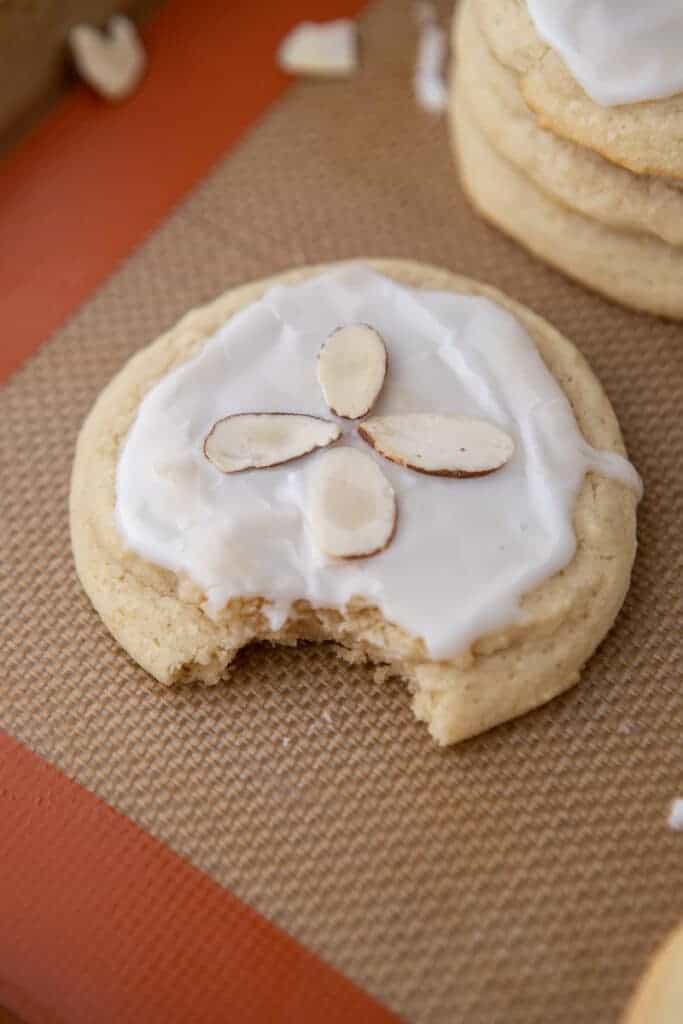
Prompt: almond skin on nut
<box><xmin>317</xmin><ymin>324</ymin><xmax>388</xmax><ymax>420</ymax></box>
<box><xmin>204</xmin><ymin>413</ymin><xmax>340</xmax><ymax>474</ymax></box>
<box><xmin>358</xmin><ymin>413</ymin><xmax>514</xmax><ymax>477</ymax></box>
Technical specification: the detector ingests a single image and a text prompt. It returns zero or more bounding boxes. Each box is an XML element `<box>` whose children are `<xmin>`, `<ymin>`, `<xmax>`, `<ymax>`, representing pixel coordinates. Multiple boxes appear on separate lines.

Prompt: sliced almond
<box><xmin>308</xmin><ymin>448</ymin><xmax>396</xmax><ymax>558</ymax></box>
<box><xmin>69</xmin><ymin>16</ymin><xmax>146</xmax><ymax>101</ymax></box>
<box><xmin>277</xmin><ymin>19</ymin><xmax>357</xmax><ymax>77</ymax></box>
<box><xmin>204</xmin><ymin>413</ymin><xmax>340</xmax><ymax>473</ymax></box>
<box><xmin>317</xmin><ymin>324</ymin><xmax>387</xmax><ymax>419</ymax></box>
<box><xmin>359</xmin><ymin>414</ymin><xmax>514</xmax><ymax>477</ymax></box>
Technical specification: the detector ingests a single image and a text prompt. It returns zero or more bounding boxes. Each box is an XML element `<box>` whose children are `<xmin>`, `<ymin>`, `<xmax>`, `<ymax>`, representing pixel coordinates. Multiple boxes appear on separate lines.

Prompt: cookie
<box><xmin>456</xmin><ymin>1</ymin><xmax>683</xmax><ymax>248</ymax></box>
<box><xmin>521</xmin><ymin>56</ymin><xmax>683</xmax><ymax>182</ymax></box>
<box><xmin>71</xmin><ymin>261</ymin><xmax>639</xmax><ymax>745</ymax></box>
<box><xmin>453</xmin><ymin>86</ymin><xmax>683</xmax><ymax>318</ymax></box>
<box><xmin>475</xmin><ymin>0</ymin><xmax>544</xmax><ymax>76</ymax></box>
<box><xmin>623</xmin><ymin>923</ymin><xmax>683</xmax><ymax>1024</ymax></box>
<box><xmin>476</xmin><ymin>0</ymin><xmax>683</xmax><ymax>180</ymax></box>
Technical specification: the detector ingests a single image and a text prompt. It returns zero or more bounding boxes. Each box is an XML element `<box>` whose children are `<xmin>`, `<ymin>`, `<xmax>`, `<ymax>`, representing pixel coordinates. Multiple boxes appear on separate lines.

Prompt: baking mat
<box><xmin>1</xmin><ymin>1</ymin><xmax>682</xmax><ymax>1021</ymax></box>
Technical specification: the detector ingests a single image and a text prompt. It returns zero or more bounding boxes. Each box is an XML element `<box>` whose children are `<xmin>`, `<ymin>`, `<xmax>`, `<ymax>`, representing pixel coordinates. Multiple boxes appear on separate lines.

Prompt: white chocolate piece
<box><xmin>414</xmin><ymin>4</ymin><xmax>448</xmax><ymax>113</ymax></box>
<box><xmin>317</xmin><ymin>324</ymin><xmax>387</xmax><ymax>419</ymax></box>
<box><xmin>668</xmin><ymin>798</ymin><xmax>683</xmax><ymax>832</ymax></box>
<box><xmin>69</xmin><ymin>16</ymin><xmax>146</xmax><ymax>101</ymax></box>
<box><xmin>277</xmin><ymin>19</ymin><xmax>357</xmax><ymax>77</ymax></box>
<box><xmin>359</xmin><ymin>414</ymin><xmax>514</xmax><ymax>477</ymax></box>
<box><xmin>307</xmin><ymin>448</ymin><xmax>396</xmax><ymax>559</ymax></box>
<box><xmin>204</xmin><ymin>414</ymin><xmax>340</xmax><ymax>474</ymax></box>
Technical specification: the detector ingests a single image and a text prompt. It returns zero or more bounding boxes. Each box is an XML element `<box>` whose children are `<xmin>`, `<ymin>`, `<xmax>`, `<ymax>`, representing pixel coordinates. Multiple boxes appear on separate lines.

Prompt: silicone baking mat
<box><xmin>1</xmin><ymin>1</ymin><xmax>682</xmax><ymax>1021</ymax></box>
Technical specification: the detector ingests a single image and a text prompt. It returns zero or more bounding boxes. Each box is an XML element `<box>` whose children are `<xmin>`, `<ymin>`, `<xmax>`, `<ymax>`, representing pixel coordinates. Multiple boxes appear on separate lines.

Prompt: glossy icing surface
<box><xmin>526</xmin><ymin>0</ymin><xmax>683</xmax><ymax>106</ymax></box>
<box><xmin>116</xmin><ymin>266</ymin><xmax>640</xmax><ymax>658</ymax></box>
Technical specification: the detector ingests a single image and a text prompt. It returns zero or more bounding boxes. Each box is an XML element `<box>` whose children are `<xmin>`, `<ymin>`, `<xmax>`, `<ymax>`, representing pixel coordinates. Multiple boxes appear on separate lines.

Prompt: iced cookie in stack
<box><xmin>452</xmin><ymin>0</ymin><xmax>683</xmax><ymax>318</ymax></box>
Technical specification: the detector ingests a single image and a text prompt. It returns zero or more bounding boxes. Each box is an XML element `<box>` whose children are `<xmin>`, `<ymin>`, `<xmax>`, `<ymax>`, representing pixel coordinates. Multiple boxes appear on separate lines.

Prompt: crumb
<box><xmin>277</xmin><ymin>19</ymin><xmax>357</xmax><ymax>77</ymax></box>
<box><xmin>282</xmin><ymin>736</ymin><xmax>290</xmax><ymax>748</ymax></box>
<box><xmin>413</xmin><ymin>2</ymin><xmax>448</xmax><ymax>113</ymax></box>
<box><xmin>667</xmin><ymin>798</ymin><xmax>683</xmax><ymax>831</ymax></box>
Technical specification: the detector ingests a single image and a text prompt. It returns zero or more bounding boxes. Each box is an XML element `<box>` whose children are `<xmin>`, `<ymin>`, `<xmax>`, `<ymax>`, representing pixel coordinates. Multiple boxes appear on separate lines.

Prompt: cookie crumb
<box><xmin>282</xmin><ymin>737</ymin><xmax>290</xmax><ymax>749</ymax></box>
<box><xmin>667</xmin><ymin>798</ymin><xmax>683</xmax><ymax>831</ymax></box>
<box><xmin>277</xmin><ymin>19</ymin><xmax>357</xmax><ymax>77</ymax></box>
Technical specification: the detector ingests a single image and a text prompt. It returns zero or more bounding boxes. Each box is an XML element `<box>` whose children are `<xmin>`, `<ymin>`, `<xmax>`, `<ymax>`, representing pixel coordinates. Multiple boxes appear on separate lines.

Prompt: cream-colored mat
<box><xmin>1</xmin><ymin>3</ymin><xmax>682</xmax><ymax>1021</ymax></box>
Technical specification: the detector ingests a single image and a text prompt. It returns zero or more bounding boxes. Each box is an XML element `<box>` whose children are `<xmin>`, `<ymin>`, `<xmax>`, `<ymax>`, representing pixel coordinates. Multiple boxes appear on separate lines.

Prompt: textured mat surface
<box><xmin>1</xmin><ymin>2</ymin><xmax>682</xmax><ymax>1022</ymax></box>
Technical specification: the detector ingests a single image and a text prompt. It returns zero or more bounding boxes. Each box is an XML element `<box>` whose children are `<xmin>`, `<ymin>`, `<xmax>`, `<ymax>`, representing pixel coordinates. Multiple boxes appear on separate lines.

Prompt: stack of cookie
<box><xmin>451</xmin><ymin>0</ymin><xmax>683</xmax><ymax>318</ymax></box>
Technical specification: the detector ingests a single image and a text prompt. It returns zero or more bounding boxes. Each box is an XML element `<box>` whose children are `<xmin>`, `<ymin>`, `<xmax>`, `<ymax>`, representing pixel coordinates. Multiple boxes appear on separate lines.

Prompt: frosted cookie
<box><xmin>476</xmin><ymin>0</ymin><xmax>683</xmax><ymax>180</ymax></box>
<box><xmin>455</xmin><ymin>0</ymin><xmax>683</xmax><ymax>314</ymax></box>
<box><xmin>70</xmin><ymin>261</ymin><xmax>640</xmax><ymax>745</ymax></box>
<box><xmin>456</xmin><ymin>2</ymin><xmax>683</xmax><ymax>248</ymax></box>
<box><xmin>454</xmin><ymin>94</ymin><xmax>683</xmax><ymax>319</ymax></box>
<box><xmin>623</xmin><ymin>923</ymin><xmax>683</xmax><ymax>1024</ymax></box>
<box><xmin>475</xmin><ymin>0</ymin><xmax>544</xmax><ymax>76</ymax></box>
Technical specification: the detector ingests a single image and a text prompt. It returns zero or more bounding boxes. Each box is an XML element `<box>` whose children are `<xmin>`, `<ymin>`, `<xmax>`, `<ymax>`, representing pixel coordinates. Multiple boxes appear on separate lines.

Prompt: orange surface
<box><xmin>0</xmin><ymin>733</ymin><xmax>399</xmax><ymax>1024</ymax></box>
<box><xmin>0</xmin><ymin>1</ymin><xmax>401</xmax><ymax>1021</ymax></box>
<box><xmin>0</xmin><ymin>0</ymin><xmax>366</xmax><ymax>381</ymax></box>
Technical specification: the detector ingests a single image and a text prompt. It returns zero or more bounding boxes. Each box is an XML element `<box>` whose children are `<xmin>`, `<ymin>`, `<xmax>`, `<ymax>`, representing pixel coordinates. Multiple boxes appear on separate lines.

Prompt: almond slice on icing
<box><xmin>69</xmin><ymin>16</ymin><xmax>146</xmax><ymax>101</ymax></box>
<box><xmin>204</xmin><ymin>413</ymin><xmax>340</xmax><ymax>473</ymax></box>
<box><xmin>358</xmin><ymin>414</ymin><xmax>514</xmax><ymax>477</ymax></box>
<box><xmin>308</xmin><ymin>448</ymin><xmax>396</xmax><ymax>558</ymax></box>
<box><xmin>317</xmin><ymin>324</ymin><xmax>387</xmax><ymax>419</ymax></box>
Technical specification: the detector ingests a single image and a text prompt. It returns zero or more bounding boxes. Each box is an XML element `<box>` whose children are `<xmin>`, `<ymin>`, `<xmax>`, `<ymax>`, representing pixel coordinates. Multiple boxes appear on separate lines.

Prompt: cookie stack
<box><xmin>451</xmin><ymin>0</ymin><xmax>683</xmax><ymax>318</ymax></box>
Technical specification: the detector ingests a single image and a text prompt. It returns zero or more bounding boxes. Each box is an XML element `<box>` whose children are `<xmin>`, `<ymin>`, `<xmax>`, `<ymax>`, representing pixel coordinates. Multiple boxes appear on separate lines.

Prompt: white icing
<box><xmin>526</xmin><ymin>0</ymin><xmax>683</xmax><ymax>106</ymax></box>
<box><xmin>116</xmin><ymin>266</ymin><xmax>641</xmax><ymax>660</ymax></box>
